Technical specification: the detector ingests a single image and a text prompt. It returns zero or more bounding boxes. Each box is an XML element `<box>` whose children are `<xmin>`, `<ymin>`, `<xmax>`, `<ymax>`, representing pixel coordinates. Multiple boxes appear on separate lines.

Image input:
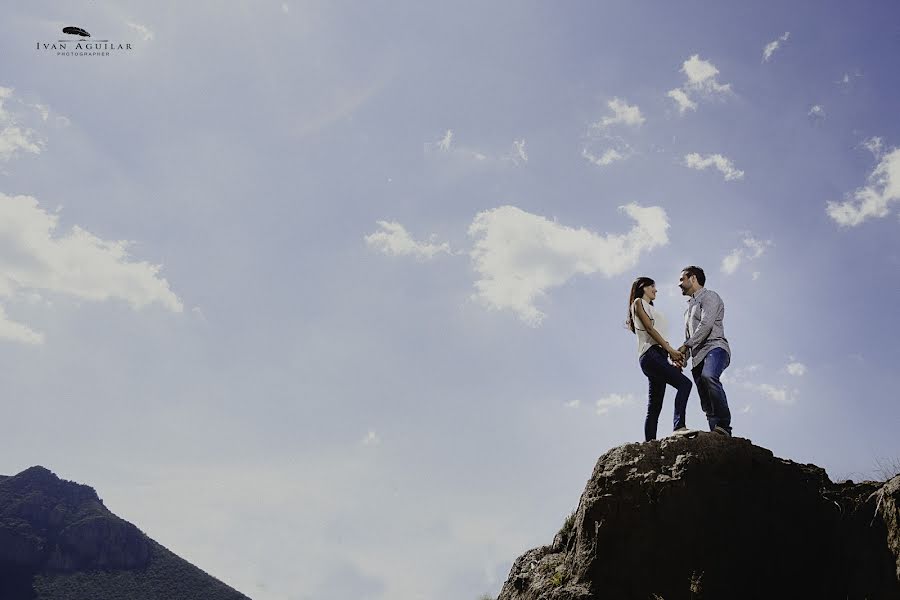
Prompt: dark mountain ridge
<box><xmin>0</xmin><ymin>465</ymin><xmax>250</xmax><ymax>600</ymax></box>
<box><xmin>497</xmin><ymin>434</ymin><xmax>900</xmax><ymax>600</ymax></box>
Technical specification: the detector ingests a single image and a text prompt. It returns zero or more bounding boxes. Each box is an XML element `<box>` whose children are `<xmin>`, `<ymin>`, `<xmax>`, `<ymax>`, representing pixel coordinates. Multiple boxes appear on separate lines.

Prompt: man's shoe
<box><xmin>672</xmin><ymin>427</ymin><xmax>694</xmax><ymax>436</ymax></box>
<box><xmin>712</xmin><ymin>425</ymin><xmax>732</xmax><ymax>437</ymax></box>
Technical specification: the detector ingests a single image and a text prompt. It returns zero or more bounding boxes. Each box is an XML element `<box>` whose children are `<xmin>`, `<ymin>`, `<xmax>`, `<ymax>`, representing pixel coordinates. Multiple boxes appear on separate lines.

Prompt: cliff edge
<box><xmin>497</xmin><ymin>434</ymin><xmax>900</xmax><ymax>600</ymax></box>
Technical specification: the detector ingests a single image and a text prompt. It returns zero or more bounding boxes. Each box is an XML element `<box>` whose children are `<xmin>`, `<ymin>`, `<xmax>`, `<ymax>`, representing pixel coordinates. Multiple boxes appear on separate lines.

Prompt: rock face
<box><xmin>497</xmin><ymin>434</ymin><xmax>900</xmax><ymax>600</ymax></box>
<box><xmin>0</xmin><ymin>466</ymin><xmax>150</xmax><ymax>572</ymax></box>
<box><xmin>0</xmin><ymin>466</ymin><xmax>249</xmax><ymax>600</ymax></box>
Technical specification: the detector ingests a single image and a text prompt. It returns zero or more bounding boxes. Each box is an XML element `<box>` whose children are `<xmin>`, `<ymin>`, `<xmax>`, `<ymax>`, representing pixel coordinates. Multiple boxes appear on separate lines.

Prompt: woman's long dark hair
<box><xmin>626</xmin><ymin>277</ymin><xmax>655</xmax><ymax>333</ymax></box>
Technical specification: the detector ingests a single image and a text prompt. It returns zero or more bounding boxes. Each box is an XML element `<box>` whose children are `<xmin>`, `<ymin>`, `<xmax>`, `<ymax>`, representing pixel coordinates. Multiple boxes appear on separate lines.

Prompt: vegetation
<box><xmin>549</xmin><ymin>569</ymin><xmax>568</xmax><ymax>587</ymax></box>
<box><xmin>557</xmin><ymin>508</ymin><xmax>577</xmax><ymax>541</ymax></box>
<box><xmin>872</xmin><ymin>457</ymin><xmax>900</xmax><ymax>482</ymax></box>
<box><xmin>33</xmin><ymin>541</ymin><xmax>248</xmax><ymax>600</ymax></box>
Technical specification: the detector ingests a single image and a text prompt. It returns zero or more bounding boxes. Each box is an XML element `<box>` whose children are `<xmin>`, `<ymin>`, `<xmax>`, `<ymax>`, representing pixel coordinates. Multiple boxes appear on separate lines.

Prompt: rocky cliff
<box><xmin>497</xmin><ymin>434</ymin><xmax>900</xmax><ymax>600</ymax></box>
<box><xmin>0</xmin><ymin>466</ymin><xmax>249</xmax><ymax>600</ymax></box>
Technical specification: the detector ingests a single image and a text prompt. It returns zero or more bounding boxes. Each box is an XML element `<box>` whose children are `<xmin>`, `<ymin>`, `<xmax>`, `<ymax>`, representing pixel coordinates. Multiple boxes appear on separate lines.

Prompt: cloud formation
<box><xmin>467</xmin><ymin>204</ymin><xmax>669</xmax><ymax>326</ymax></box>
<box><xmin>594</xmin><ymin>98</ymin><xmax>645</xmax><ymax>129</ymax></box>
<box><xmin>786</xmin><ymin>361</ymin><xmax>807</xmax><ymax>376</ymax></box>
<box><xmin>862</xmin><ymin>136</ymin><xmax>883</xmax><ymax>158</ymax></box>
<box><xmin>596</xmin><ymin>393</ymin><xmax>635</xmax><ymax>415</ymax></box>
<box><xmin>0</xmin><ymin>193</ymin><xmax>184</xmax><ymax>344</ymax></box>
<box><xmin>506</xmin><ymin>139</ymin><xmax>528</xmax><ymax>165</ymax></box>
<box><xmin>666</xmin><ymin>89</ymin><xmax>697</xmax><ymax>114</ymax></box>
<box><xmin>721</xmin><ymin>234</ymin><xmax>773</xmax><ymax>275</ymax></box>
<box><xmin>365</xmin><ymin>221</ymin><xmax>453</xmax><ymax>261</ymax></box>
<box><xmin>762</xmin><ymin>32</ymin><xmax>790</xmax><ymax>62</ymax></box>
<box><xmin>667</xmin><ymin>55</ymin><xmax>732</xmax><ymax>114</ymax></box>
<box><xmin>582</xmin><ymin>147</ymin><xmax>626</xmax><ymax>167</ymax></box>
<box><xmin>426</xmin><ymin>129</ymin><xmax>527</xmax><ymax>167</ymax></box>
<box><xmin>126</xmin><ymin>21</ymin><xmax>155</xmax><ymax>41</ymax></box>
<box><xmin>0</xmin><ymin>86</ymin><xmax>44</xmax><ymax>162</ymax></box>
<box><xmin>826</xmin><ymin>147</ymin><xmax>900</xmax><ymax>226</ymax></box>
<box><xmin>684</xmin><ymin>152</ymin><xmax>744</xmax><ymax>181</ymax></box>
<box><xmin>745</xmin><ymin>382</ymin><xmax>796</xmax><ymax>405</ymax></box>
<box><xmin>361</xmin><ymin>430</ymin><xmax>381</xmax><ymax>446</ymax></box>
<box><xmin>808</xmin><ymin>105</ymin><xmax>826</xmax><ymax>122</ymax></box>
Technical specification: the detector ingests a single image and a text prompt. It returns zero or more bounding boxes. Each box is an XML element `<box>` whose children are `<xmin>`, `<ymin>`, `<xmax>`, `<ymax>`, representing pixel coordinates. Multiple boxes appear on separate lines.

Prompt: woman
<box><xmin>627</xmin><ymin>276</ymin><xmax>693</xmax><ymax>441</ymax></box>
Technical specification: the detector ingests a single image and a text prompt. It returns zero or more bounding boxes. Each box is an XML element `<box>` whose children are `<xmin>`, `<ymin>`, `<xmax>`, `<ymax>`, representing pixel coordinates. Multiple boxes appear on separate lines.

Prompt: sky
<box><xmin>1</xmin><ymin>2</ymin><xmax>899</xmax><ymax>599</ymax></box>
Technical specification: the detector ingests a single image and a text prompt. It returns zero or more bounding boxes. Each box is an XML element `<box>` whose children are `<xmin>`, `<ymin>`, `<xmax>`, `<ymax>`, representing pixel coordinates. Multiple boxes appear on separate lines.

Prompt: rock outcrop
<box><xmin>497</xmin><ymin>434</ymin><xmax>900</xmax><ymax>600</ymax></box>
<box><xmin>0</xmin><ymin>466</ymin><xmax>150</xmax><ymax>572</ymax></box>
<box><xmin>0</xmin><ymin>466</ymin><xmax>249</xmax><ymax>600</ymax></box>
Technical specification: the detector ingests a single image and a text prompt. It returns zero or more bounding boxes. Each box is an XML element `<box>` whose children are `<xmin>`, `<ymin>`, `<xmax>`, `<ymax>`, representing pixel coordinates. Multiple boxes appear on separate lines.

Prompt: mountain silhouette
<box><xmin>0</xmin><ymin>466</ymin><xmax>250</xmax><ymax>600</ymax></box>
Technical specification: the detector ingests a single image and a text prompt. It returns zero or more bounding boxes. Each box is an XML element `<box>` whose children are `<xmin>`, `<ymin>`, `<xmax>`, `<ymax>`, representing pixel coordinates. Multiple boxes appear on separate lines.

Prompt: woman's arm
<box><xmin>634</xmin><ymin>300</ymin><xmax>683</xmax><ymax>361</ymax></box>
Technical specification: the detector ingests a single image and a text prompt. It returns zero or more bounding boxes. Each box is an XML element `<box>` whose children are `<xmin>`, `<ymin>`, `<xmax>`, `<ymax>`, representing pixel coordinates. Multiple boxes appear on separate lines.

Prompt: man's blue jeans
<box><xmin>691</xmin><ymin>347</ymin><xmax>731</xmax><ymax>434</ymax></box>
<box><xmin>638</xmin><ymin>345</ymin><xmax>692</xmax><ymax>441</ymax></box>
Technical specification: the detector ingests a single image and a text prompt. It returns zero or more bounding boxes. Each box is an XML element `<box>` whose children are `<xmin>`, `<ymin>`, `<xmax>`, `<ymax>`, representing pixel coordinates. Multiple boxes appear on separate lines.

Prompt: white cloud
<box><xmin>721</xmin><ymin>249</ymin><xmax>743</xmax><ymax>275</ymax></box>
<box><xmin>808</xmin><ymin>105</ymin><xmax>826</xmax><ymax>121</ymax></box>
<box><xmin>282</xmin><ymin>2</ymin><xmax>290</xmax><ymax>14</ymax></box>
<box><xmin>836</xmin><ymin>70</ymin><xmax>862</xmax><ymax>87</ymax></box>
<box><xmin>365</xmin><ymin>220</ymin><xmax>453</xmax><ymax>261</ymax></box>
<box><xmin>596</xmin><ymin>393</ymin><xmax>635</xmax><ymax>415</ymax></box>
<box><xmin>582</xmin><ymin>147</ymin><xmax>626</xmax><ymax>167</ymax></box>
<box><xmin>126</xmin><ymin>21</ymin><xmax>155</xmax><ymax>41</ymax></box>
<box><xmin>667</xmin><ymin>89</ymin><xmax>697</xmax><ymax>114</ymax></box>
<box><xmin>191</xmin><ymin>306</ymin><xmax>207</xmax><ymax>322</ymax></box>
<box><xmin>427</xmin><ymin>130</ymin><xmax>526</xmax><ymax>167</ymax></box>
<box><xmin>743</xmin><ymin>236</ymin><xmax>771</xmax><ymax>258</ymax></box>
<box><xmin>0</xmin><ymin>193</ymin><xmax>184</xmax><ymax>344</ymax></box>
<box><xmin>752</xmin><ymin>271</ymin><xmax>761</xmax><ymax>281</ymax></box>
<box><xmin>668</xmin><ymin>55</ymin><xmax>732</xmax><ymax>113</ymax></box>
<box><xmin>684</xmin><ymin>152</ymin><xmax>744</xmax><ymax>181</ymax></box>
<box><xmin>0</xmin><ymin>87</ymin><xmax>44</xmax><ymax>162</ymax></box>
<box><xmin>721</xmin><ymin>235</ymin><xmax>772</xmax><ymax>275</ymax></box>
<box><xmin>467</xmin><ymin>203</ymin><xmax>669</xmax><ymax>326</ymax></box>
<box><xmin>31</xmin><ymin>103</ymin><xmax>50</xmax><ymax>122</ymax></box>
<box><xmin>0</xmin><ymin>126</ymin><xmax>42</xmax><ymax>161</ymax></box>
<box><xmin>682</xmin><ymin>55</ymin><xmax>732</xmax><ymax>94</ymax></box>
<box><xmin>504</xmin><ymin>139</ymin><xmax>528</xmax><ymax>165</ymax></box>
<box><xmin>513</xmin><ymin>139</ymin><xmax>527</xmax><ymax>162</ymax></box>
<box><xmin>762</xmin><ymin>32</ymin><xmax>790</xmax><ymax>63</ymax></box>
<box><xmin>361</xmin><ymin>430</ymin><xmax>381</xmax><ymax>446</ymax></box>
<box><xmin>0</xmin><ymin>305</ymin><xmax>44</xmax><ymax>345</ymax></box>
<box><xmin>786</xmin><ymin>362</ymin><xmax>807</xmax><ymax>376</ymax></box>
<box><xmin>595</xmin><ymin>98</ymin><xmax>645</xmax><ymax>128</ymax></box>
<box><xmin>437</xmin><ymin>129</ymin><xmax>453</xmax><ymax>152</ymax></box>
<box><xmin>720</xmin><ymin>364</ymin><xmax>760</xmax><ymax>384</ymax></box>
<box><xmin>564</xmin><ymin>399</ymin><xmax>580</xmax><ymax>409</ymax></box>
<box><xmin>744</xmin><ymin>382</ymin><xmax>796</xmax><ymax>405</ymax></box>
<box><xmin>863</xmin><ymin>136</ymin><xmax>883</xmax><ymax>158</ymax></box>
<box><xmin>0</xmin><ymin>86</ymin><xmax>12</xmax><ymax>119</ymax></box>
<box><xmin>826</xmin><ymin>147</ymin><xmax>900</xmax><ymax>226</ymax></box>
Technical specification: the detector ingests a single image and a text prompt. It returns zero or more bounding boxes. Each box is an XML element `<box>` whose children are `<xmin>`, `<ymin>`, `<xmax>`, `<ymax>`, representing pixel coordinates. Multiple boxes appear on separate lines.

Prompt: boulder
<box><xmin>498</xmin><ymin>434</ymin><xmax>900</xmax><ymax>600</ymax></box>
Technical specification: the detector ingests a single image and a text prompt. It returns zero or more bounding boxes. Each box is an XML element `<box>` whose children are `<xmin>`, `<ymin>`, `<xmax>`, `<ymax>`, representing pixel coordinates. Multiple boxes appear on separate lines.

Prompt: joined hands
<box><xmin>667</xmin><ymin>345</ymin><xmax>689</xmax><ymax>370</ymax></box>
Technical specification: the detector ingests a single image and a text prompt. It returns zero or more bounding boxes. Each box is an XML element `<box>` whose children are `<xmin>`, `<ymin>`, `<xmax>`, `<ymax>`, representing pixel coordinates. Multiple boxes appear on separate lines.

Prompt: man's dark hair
<box><xmin>682</xmin><ymin>265</ymin><xmax>706</xmax><ymax>287</ymax></box>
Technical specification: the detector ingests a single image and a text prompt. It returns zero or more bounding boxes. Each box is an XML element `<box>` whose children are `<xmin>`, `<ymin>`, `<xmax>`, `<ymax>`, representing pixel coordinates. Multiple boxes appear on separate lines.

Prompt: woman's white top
<box><xmin>632</xmin><ymin>298</ymin><xmax>668</xmax><ymax>357</ymax></box>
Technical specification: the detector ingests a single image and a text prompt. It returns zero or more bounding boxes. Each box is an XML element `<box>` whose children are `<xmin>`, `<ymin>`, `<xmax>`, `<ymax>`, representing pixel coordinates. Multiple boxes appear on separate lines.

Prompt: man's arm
<box><xmin>683</xmin><ymin>291</ymin><xmax>723</xmax><ymax>351</ymax></box>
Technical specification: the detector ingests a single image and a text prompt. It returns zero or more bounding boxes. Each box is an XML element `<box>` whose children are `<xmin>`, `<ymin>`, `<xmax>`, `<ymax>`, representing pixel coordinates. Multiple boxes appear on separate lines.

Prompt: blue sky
<box><xmin>1</xmin><ymin>2</ymin><xmax>899</xmax><ymax>599</ymax></box>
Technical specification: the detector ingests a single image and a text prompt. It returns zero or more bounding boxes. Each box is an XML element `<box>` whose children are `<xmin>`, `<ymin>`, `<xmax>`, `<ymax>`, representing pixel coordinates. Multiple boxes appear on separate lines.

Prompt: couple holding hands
<box><xmin>627</xmin><ymin>266</ymin><xmax>732</xmax><ymax>441</ymax></box>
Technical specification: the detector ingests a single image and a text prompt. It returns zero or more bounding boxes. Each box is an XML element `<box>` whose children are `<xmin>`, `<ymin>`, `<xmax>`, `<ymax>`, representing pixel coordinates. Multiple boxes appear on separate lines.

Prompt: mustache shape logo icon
<box><xmin>62</xmin><ymin>26</ymin><xmax>91</xmax><ymax>37</ymax></box>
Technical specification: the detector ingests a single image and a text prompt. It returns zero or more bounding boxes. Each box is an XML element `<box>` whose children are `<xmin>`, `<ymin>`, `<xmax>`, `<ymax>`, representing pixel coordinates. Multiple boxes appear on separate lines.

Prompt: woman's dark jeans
<box><xmin>638</xmin><ymin>345</ymin><xmax>692</xmax><ymax>441</ymax></box>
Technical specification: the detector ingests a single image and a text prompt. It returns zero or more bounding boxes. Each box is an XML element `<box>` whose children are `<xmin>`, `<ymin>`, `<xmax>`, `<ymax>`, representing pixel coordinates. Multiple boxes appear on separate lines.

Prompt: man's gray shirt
<box><xmin>683</xmin><ymin>288</ymin><xmax>730</xmax><ymax>368</ymax></box>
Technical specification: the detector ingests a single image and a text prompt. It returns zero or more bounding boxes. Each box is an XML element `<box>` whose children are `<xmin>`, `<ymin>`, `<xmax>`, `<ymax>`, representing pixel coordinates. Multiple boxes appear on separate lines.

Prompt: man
<box><xmin>677</xmin><ymin>266</ymin><xmax>732</xmax><ymax>436</ymax></box>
